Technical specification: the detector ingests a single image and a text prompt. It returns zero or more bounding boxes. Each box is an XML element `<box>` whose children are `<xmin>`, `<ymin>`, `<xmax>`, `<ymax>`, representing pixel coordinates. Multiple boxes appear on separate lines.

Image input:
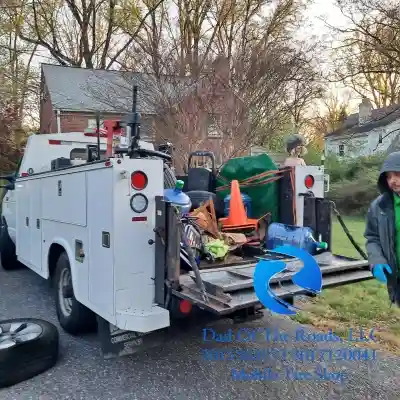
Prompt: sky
<box><xmin>301</xmin><ymin>0</ymin><xmax>360</xmax><ymax>112</ymax></box>
<box><xmin>305</xmin><ymin>0</ymin><xmax>348</xmax><ymax>33</ymax></box>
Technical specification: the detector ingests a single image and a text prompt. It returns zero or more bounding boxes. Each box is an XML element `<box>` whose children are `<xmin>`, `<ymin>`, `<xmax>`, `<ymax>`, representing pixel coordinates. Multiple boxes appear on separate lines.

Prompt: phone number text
<box><xmin>201</xmin><ymin>347</ymin><xmax>377</xmax><ymax>362</ymax></box>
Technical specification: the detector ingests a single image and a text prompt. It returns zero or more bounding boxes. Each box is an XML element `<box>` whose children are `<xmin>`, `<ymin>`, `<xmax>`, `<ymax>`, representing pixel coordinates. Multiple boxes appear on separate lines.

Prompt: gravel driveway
<box><xmin>1</xmin><ymin>264</ymin><xmax>399</xmax><ymax>400</ymax></box>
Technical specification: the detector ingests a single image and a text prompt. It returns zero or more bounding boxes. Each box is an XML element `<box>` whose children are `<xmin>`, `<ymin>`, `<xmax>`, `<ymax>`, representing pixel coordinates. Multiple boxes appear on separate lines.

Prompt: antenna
<box><xmin>128</xmin><ymin>85</ymin><xmax>141</xmax><ymax>158</ymax></box>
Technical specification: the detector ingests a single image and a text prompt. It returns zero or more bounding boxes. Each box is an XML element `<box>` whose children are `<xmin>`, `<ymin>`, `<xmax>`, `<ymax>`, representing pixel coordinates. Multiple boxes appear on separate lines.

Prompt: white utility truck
<box><xmin>0</xmin><ymin>129</ymin><xmax>372</xmax><ymax>358</ymax></box>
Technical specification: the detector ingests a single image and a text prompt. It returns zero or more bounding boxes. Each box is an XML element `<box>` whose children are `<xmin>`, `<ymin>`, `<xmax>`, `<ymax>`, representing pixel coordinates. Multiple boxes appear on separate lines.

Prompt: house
<box><xmin>39</xmin><ymin>63</ymin><xmax>178</xmax><ymax>140</ymax></box>
<box><xmin>39</xmin><ymin>61</ymin><xmax>249</xmax><ymax>173</ymax></box>
<box><xmin>324</xmin><ymin>98</ymin><xmax>400</xmax><ymax>158</ymax></box>
<box><xmin>153</xmin><ymin>57</ymin><xmax>250</xmax><ymax>172</ymax></box>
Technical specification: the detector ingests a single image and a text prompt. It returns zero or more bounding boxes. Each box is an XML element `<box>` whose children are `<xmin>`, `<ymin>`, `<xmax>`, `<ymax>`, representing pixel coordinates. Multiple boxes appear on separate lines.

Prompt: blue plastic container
<box><xmin>266</xmin><ymin>223</ymin><xmax>328</xmax><ymax>255</ymax></box>
<box><xmin>224</xmin><ymin>193</ymin><xmax>252</xmax><ymax>217</ymax></box>
<box><xmin>164</xmin><ymin>180</ymin><xmax>192</xmax><ymax>215</ymax></box>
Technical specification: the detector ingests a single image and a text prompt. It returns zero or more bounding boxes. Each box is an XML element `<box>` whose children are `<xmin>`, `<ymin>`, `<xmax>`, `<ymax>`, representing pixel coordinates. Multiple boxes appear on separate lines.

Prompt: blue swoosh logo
<box><xmin>253</xmin><ymin>245</ymin><xmax>322</xmax><ymax>315</ymax></box>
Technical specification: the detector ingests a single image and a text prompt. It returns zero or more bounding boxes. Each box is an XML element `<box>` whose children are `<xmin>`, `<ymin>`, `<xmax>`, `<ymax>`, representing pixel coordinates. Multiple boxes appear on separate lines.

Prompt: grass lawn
<box><xmin>292</xmin><ymin>214</ymin><xmax>400</xmax><ymax>355</ymax></box>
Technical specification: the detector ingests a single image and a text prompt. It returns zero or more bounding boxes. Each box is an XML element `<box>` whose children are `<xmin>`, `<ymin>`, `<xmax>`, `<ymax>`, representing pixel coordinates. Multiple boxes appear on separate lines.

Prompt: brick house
<box><xmin>152</xmin><ymin>58</ymin><xmax>250</xmax><ymax>172</ymax></box>
<box><xmin>40</xmin><ymin>61</ymin><xmax>249</xmax><ymax>172</ymax></box>
<box><xmin>40</xmin><ymin>63</ymin><xmax>161</xmax><ymax>140</ymax></box>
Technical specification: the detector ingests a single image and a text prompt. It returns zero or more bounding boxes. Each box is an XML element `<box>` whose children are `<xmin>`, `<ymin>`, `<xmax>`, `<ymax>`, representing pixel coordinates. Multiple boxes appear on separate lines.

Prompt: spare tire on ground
<box><xmin>186</xmin><ymin>190</ymin><xmax>225</xmax><ymax>218</ymax></box>
<box><xmin>0</xmin><ymin>318</ymin><xmax>59</xmax><ymax>388</ymax></box>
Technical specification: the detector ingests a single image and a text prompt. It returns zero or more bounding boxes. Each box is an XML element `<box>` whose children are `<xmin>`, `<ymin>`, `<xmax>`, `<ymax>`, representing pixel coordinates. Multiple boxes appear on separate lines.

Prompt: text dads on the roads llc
<box><xmin>202</xmin><ymin>327</ymin><xmax>377</xmax><ymax>344</ymax></box>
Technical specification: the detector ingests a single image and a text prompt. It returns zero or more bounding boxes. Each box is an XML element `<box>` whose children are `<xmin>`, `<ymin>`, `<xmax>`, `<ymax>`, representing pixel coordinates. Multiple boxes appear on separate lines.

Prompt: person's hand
<box><xmin>372</xmin><ymin>264</ymin><xmax>392</xmax><ymax>283</ymax></box>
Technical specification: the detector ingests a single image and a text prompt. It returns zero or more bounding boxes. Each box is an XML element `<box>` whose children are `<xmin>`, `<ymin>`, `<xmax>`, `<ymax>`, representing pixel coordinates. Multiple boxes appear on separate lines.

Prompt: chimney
<box><xmin>358</xmin><ymin>97</ymin><xmax>373</xmax><ymax>125</ymax></box>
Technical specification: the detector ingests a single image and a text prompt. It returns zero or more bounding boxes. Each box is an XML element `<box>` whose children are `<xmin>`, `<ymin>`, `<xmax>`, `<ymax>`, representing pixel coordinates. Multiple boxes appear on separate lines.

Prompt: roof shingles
<box><xmin>41</xmin><ymin>64</ymin><xmax>191</xmax><ymax>115</ymax></box>
<box><xmin>326</xmin><ymin>104</ymin><xmax>400</xmax><ymax>138</ymax></box>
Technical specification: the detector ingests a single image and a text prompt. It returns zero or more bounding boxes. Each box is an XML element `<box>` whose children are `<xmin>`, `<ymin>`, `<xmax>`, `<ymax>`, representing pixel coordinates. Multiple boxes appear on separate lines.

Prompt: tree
<box><xmin>119</xmin><ymin>0</ymin><xmax>249</xmax><ymax>76</ymax></box>
<box><xmin>328</xmin><ymin>0</ymin><xmax>400</xmax><ymax>107</ymax></box>
<box><xmin>0</xmin><ymin>103</ymin><xmax>21</xmax><ymax>173</ymax></box>
<box><xmin>89</xmin><ymin>0</ymin><xmax>323</xmax><ymax>167</ymax></box>
<box><xmin>304</xmin><ymin>92</ymin><xmax>351</xmax><ymax>150</ymax></box>
<box><xmin>16</xmin><ymin>0</ymin><xmax>166</xmax><ymax>69</ymax></box>
<box><xmin>283</xmin><ymin>56</ymin><xmax>325</xmax><ymax>130</ymax></box>
<box><xmin>0</xmin><ymin>3</ymin><xmax>38</xmax><ymax>144</ymax></box>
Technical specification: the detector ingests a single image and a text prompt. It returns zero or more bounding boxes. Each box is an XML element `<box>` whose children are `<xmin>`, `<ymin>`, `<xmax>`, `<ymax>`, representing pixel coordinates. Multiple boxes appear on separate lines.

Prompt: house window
<box><xmin>207</xmin><ymin>115</ymin><xmax>222</xmax><ymax>138</ymax></box>
<box><xmin>338</xmin><ymin>144</ymin><xmax>345</xmax><ymax>156</ymax></box>
<box><xmin>87</xmin><ymin>119</ymin><xmax>104</xmax><ymax>129</ymax></box>
<box><xmin>70</xmin><ymin>148</ymin><xmax>107</xmax><ymax>161</ymax></box>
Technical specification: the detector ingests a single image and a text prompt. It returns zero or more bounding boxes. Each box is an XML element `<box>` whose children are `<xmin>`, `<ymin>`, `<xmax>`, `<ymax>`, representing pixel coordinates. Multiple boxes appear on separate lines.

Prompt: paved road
<box><xmin>1</xmin><ymin>264</ymin><xmax>400</xmax><ymax>400</ymax></box>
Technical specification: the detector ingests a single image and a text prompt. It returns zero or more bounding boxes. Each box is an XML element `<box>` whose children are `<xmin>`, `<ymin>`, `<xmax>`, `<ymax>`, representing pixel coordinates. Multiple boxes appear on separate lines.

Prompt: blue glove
<box><xmin>372</xmin><ymin>264</ymin><xmax>392</xmax><ymax>283</ymax></box>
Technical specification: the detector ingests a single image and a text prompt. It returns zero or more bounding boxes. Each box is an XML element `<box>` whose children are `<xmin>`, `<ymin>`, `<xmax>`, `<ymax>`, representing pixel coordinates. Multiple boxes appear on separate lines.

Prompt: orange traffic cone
<box><xmin>219</xmin><ymin>180</ymin><xmax>258</xmax><ymax>232</ymax></box>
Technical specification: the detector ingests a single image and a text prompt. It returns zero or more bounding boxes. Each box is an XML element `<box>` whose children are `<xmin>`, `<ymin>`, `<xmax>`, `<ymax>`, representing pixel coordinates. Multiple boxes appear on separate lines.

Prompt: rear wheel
<box><xmin>0</xmin><ymin>221</ymin><xmax>18</xmax><ymax>270</ymax></box>
<box><xmin>53</xmin><ymin>252</ymin><xmax>97</xmax><ymax>335</ymax></box>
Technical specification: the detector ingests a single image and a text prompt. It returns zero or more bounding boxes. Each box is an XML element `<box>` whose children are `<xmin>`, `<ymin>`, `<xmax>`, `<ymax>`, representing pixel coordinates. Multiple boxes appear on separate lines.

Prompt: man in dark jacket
<box><xmin>364</xmin><ymin>151</ymin><xmax>400</xmax><ymax>305</ymax></box>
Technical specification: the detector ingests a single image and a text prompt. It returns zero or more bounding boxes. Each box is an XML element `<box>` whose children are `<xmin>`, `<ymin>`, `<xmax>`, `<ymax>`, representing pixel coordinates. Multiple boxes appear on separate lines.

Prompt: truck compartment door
<box><xmin>87</xmin><ymin>168</ymin><xmax>114</xmax><ymax>320</ymax></box>
<box><xmin>173</xmin><ymin>253</ymin><xmax>371</xmax><ymax>316</ymax></box>
<box><xmin>30</xmin><ymin>179</ymin><xmax>42</xmax><ymax>272</ymax></box>
<box><xmin>16</xmin><ymin>180</ymin><xmax>31</xmax><ymax>264</ymax></box>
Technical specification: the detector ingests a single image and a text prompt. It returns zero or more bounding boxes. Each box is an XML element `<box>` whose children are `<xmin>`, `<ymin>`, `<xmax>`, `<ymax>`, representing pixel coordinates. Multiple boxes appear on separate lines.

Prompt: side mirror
<box><xmin>1</xmin><ymin>182</ymin><xmax>15</xmax><ymax>190</ymax></box>
<box><xmin>0</xmin><ymin>174</ymin><xmax>16</xmax><ymax>182</ymax></box>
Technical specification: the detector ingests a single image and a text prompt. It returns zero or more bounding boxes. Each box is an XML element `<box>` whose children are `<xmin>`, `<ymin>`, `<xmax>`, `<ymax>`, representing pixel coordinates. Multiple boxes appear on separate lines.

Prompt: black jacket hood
<box><xmin>378</xmin><ymin>151</ymin><xmax>400</xmax><ymax>193</ymax></box>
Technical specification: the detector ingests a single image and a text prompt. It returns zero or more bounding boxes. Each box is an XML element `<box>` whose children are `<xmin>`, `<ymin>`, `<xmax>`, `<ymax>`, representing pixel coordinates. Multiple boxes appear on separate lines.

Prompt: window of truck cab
<box><xmin>70</xmin><ymin>148</ymin><xmax>107</xmax><ymax>161</ymax></box>
<box><xmin>15</xmin><ymin>151</ymin><xmax>24</xmax><ymax>177</ymax></box>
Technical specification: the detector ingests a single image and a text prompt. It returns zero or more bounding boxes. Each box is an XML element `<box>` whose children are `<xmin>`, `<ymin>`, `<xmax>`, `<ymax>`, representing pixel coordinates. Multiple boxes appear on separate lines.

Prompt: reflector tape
<box><xmin>84</xmin><ymin>131</ymin><xmax>107</xmax><ymax>137</ymax></box>
<box><xmin>48</xmin><ymin>140</ymin><xmax>73</xmax><ymax>145</ymax></box>
<box><xmin>132</xmin><ymin>216</ymin><xmax>147</xmax><ymax>222</ymax></box>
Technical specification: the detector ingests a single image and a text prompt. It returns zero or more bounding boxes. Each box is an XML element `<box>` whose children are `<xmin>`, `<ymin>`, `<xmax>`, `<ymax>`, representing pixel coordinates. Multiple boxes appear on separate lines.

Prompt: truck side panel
<box><xmin>16</xmin><ymin>180</ymin><xmax>31</xmax><ymax>265</ymax></box>
<box><xmin>113</xmin><ymin>159</ymin><xmax>170</xmax><ymax>332</ymax></box>
<box><xmin>87</xmin><ymin>167</ymin><xmax>115</xmax><ymax>320</ymax></box>
<box><xmin>41</xmin><ymin>172</ymin><xmax>87</xmax><ymax>226</ymax></box>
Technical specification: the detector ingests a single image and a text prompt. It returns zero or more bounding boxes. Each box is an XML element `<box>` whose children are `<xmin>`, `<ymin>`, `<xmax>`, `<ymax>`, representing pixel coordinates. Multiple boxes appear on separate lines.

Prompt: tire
<box><xmin>164</xmin><ymin>163</ymin><xmax>176</xmax><ymax>189</ymax></box>
<box><xmin>53</xmin><ymin>252</ymin><xmax>97</xmax><ymax>335</ymax></box>
<box><xmin>0</xmin><ymin>219</ymin><xmax>18</xmax><ymax>270</ymax></box>
<box><xmin>0</xmin><ymin>318</ymin><xmax>59</xmax><ymax>388</ymax></box>
<box><xmin>186</xmin><ymin>190</ymin><xmax>225</xmax><ymax>217</ymax></box>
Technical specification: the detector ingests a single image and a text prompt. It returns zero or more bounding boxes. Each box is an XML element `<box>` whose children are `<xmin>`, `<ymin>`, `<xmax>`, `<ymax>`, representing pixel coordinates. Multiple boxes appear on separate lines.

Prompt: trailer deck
<box><xmin>173</xmin><ymin>252</ymin><xmax>371</xmax><ymax>315</ymax></box>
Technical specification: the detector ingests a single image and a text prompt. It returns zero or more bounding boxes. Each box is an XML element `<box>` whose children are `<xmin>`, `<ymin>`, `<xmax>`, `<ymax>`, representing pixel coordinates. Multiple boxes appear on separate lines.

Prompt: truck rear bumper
<box><xmin>116</xmin><ymin>305</ymin><xmax>170</xmax><ymax>333</ymax></box>
<box><xmin>172</xmin><ymin>253</ymin><xmax>372</xmax><ymax>316</ymax></box>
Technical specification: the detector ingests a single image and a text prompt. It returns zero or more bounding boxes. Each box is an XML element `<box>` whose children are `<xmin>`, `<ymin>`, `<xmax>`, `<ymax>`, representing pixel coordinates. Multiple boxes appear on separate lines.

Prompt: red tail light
<box><xmin>131</xmin><ymin>171</ymin><xmax>148</xmax><ymax>190</ymax></box>
<box><xmin>179</xmin><ymin>300</ymin><xmax>192</xmax><ymax>314</ymax></box>
<box><xmin>48</xmin><ymin>139</ymin><xmax>61</xmax><ymax>145</ymax></box>
<box><xmin>305</xmin><ymin>175</ymin><xmax>315</xmax><ymax>189</ymax></box>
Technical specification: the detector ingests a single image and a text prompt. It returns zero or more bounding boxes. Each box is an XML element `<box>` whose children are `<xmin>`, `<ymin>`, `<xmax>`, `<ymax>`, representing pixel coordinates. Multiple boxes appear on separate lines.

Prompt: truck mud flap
<box><xmin>97</xmin><ymin>317</ymin><xmax>169</xmax><ymax>359</ymax></box>
<box><xmin>172</xmin><ymin>253</ymin><xmax>372</xmax><ymax>316</ymax></box>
